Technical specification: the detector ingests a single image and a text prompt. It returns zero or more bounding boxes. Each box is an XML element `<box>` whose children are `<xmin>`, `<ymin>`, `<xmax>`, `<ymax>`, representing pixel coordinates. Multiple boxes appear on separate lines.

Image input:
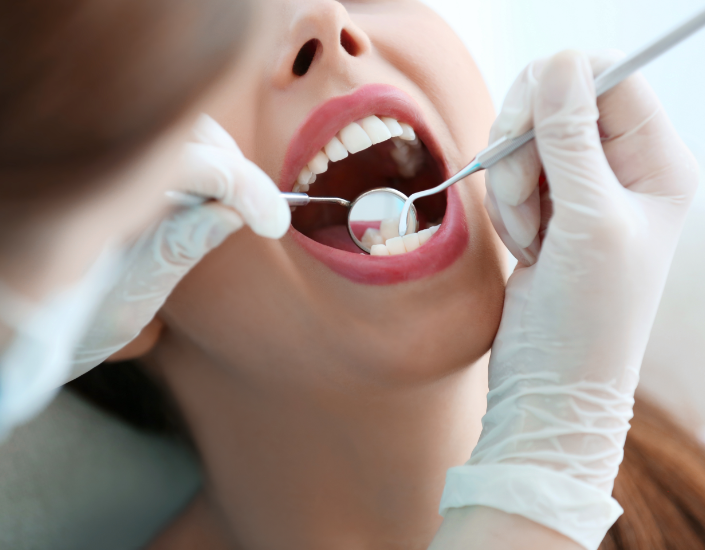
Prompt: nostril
<box><xmin>340</xmin><ymin>29</ymin><xmax>360</xmax><ymax>57</ymax></box>
<box><xmin>293</xmin><ymin>39</ymin><xmax>320</xmax><ymax>77</ymax></box>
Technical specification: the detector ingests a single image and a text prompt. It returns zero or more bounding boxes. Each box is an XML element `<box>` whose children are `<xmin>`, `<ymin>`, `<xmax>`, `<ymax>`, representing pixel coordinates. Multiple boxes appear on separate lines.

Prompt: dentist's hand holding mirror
<box><xmin>431</xmin><ymin>50</ymin><xmax>699</xmax><ymax>549</ymax></box>
<box><xmin>70</xmin><ymin>115</ymin><xmax>290</xmax><ymax>379</ymax></box>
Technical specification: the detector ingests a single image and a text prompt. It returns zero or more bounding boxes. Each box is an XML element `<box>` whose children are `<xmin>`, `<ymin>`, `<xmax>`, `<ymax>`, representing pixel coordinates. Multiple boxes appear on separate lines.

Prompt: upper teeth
<box><xmin>292</xmin><ymin>116</ymin><xmax>416</xmax><ymax>192</ymax></box>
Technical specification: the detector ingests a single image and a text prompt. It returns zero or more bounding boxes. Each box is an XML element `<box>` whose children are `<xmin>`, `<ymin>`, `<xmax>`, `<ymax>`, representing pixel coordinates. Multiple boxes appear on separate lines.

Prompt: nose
<box><xmin>273</xmin><ymin>0</ymin><xmax>370</xmax><ymax>85</ymax></box>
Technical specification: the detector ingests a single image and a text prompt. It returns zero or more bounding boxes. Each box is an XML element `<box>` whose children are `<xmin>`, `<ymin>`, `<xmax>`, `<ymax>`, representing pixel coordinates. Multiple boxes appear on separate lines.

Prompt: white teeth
<box><xmin>402</xmin><ymin>233</ymin><xmax>421</xmax><ymax>252</ymax></box>
<box><xmin>391</xmin><ymin>137</ymin><xmax>424</xmax><ymax>179</ymax></box>
<box><xmin>385</xmin><ymin>236</ymin><xmax>407</xmax><ymax>255</ymax></box>
<box><xmin>381</xmin><ymin>117</ymin><xmax>403</xmax><ymax>138</ymax></box>
<box><xmin>417</xmin><ymin>227</ymin><xmax>433</xmax><ymax>245</ymax></box>
<box><xmin>293</xmin><ymin>170</ymin><xmax>315</xmax><ymax>192</ymax></box>
<box><xmin>338</xmin><ymin>122</ymin><xmax>373</xmax><ymax>154</ymax></box>
<box><xmin>297</xmin><ymin>166</ymin><xmax>313</xmax><ymax>186</ymax></box>
<box><xmin>324</xmin><ymin>136</ymin><xmax>348</xmax><ymax>162</ymax></box>
<box><xmin>369</xmin><ymin>224</ymin><xmax>441</xmax><ymax>256</ymax></box>
<box><xmin>418</xmin><ymin>225</ymin><xmax>439</xmax><ymax>245</ymax></box>
<box><xmin>308</xmin><ymin>150</ymin><xmax>329</xmax><ymax>175</ymax></box>
<box><xmin>292</xmin><ymin>182</ymin><xmax>309</xmax><ymax>193</ymax></box>
<box><xmin>361</xmin><ymin>228</ymin><xmax>385</xmax><ymax>248</ymax></box>
<box><xmin>399</xmin><ymin>122</ymin><xmax>416</xmax><ymax>141</ymax></box>
<box><xmin>370</xmin><ymin>244</ymin><xmax>391</xmax><ymax>256</ymax></box>
<box><xmin>359</xmin><ymin>116</ymin><xmax>392</xmax><ymax>145</ymax></box>
<box><xmin>295</xmin><ymin>116</ymin><xmax>416</xmax><ymax>189</ymax></box>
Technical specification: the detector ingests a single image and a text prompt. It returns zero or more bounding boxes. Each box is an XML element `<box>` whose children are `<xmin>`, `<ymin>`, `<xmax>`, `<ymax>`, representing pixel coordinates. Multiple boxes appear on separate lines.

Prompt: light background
<box><xmin>422</xmin><ymin>0</ymin><xmax>705</xmax><ymax>435</ymax></box>
<box><xmin>422</xmin><ymin>0</ymin><xmax>705</xmax><ymax>159</ymax></box>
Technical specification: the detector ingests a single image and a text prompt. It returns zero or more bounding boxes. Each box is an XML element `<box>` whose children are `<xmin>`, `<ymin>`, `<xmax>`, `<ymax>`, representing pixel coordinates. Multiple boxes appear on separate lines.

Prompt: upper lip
<box><xmin>279</xmin><ymin>83</ymin><xmax>451</xmax><ymax>192</ymax></box>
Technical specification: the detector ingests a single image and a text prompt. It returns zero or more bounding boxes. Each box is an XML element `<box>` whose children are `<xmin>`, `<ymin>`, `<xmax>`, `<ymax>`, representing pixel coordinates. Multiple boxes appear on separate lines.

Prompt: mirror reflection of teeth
<box><xmin>369</xmin><ymin>224</ymin><xmax>440</xmax><ymax>256</ymax></box>
<box><xmin>361</xmin><ymin>228</ymin><xmax>385</xmax><ymax>247</ymax></box>
<box><xmin>379</xmin><ymin>217</ymin><xmax>402</xmax><ymax>242</ymax></box>
<box><xmin>291</xmin><ymin>116</ymin><xmax>416</xmax><ymax>193</ymax></box>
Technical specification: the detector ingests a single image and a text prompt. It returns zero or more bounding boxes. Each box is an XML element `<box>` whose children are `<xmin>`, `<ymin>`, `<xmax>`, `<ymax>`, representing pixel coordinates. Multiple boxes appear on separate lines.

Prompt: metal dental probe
<box><xmin>280</xmin><ymin>193</ymin><xmax>350</xmax><ymax>208</ymax></box>
<box><xmin>397</xmin><ymin>5</ymin><xmax>705</xmax><ymax>236</ymax></box>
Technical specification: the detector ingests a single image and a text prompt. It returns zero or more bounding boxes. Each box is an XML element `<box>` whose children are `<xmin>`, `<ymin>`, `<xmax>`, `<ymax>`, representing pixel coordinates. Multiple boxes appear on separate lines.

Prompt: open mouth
<box><xmin>281</xmin><ymin>84</ymin><xmax>468</xmax><ymax>285</ymax></box>
<box><xmin>290</xmin><ymin>116</ymin><xmax>446</xmax><ymax>255</ymax></box>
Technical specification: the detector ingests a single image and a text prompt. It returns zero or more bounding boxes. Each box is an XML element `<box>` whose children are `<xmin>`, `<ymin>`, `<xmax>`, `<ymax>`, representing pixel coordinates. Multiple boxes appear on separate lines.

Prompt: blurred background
<box><xmin>423</xmin><ymin>0</ymin><xmax>705</xmax><ymax>438</ymax></box>
<box><xmin>423</xmin><ymin>0</ymin><xmax>705</xmax><ymax>159</ymax></box>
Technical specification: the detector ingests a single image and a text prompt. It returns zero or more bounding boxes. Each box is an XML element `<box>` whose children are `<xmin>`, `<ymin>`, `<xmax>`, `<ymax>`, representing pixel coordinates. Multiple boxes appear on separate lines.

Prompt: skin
<box><xmin>130</xmin><ymin>0</ymin><xmax>574</xmax><ymax>548</ymax></box>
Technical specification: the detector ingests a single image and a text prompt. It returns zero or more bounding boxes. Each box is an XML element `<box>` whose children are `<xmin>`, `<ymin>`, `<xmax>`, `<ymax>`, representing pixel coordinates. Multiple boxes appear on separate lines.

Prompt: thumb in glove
<box><xmin>181</xmin><ymin>114</ymin><xmax>291</xmax><ymax>239</ymax></box>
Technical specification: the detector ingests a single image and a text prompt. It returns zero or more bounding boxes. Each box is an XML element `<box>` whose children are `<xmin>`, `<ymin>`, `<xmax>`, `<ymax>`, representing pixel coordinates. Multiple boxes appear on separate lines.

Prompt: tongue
<box><xmin>307</xmin><ymin>225</ymin><xmax>364</xmax><ymax>253</ymax></box>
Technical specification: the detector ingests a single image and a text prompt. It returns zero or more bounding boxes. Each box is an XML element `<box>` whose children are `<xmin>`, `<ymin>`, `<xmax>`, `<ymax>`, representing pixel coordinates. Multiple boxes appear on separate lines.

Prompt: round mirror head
<box><xmin>347</xmin><ymin>188</ymin><xmax>418</xmax><ymax>254</ymax></box>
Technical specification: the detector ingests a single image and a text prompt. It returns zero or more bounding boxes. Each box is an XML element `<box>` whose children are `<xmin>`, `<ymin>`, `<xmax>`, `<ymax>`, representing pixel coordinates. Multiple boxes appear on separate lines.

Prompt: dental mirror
<box><xmin>282</xmin><ymin>188</ymin><xmax>418</xmax><ymax>254</ymax></box>
<box><xmin>169</xmin><ymin>187</ymin><xmax>418</xmax><ymax>254</ymax></box>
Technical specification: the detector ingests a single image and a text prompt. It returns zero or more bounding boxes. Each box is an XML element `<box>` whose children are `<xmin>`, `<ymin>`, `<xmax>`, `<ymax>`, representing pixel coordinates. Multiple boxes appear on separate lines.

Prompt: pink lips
<box><xmin>281</xmin><ymin>84</ymin><xmax>468</xmax><ymax>286</ymax></box>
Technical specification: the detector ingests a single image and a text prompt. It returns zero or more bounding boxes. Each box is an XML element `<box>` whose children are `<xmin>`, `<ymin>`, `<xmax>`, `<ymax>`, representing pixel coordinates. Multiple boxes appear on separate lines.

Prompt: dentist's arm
<box><xmin>431</xmin><ymin>50</ymin><xmax>699</xmax><ymax>550</ymax></box>
<box><xmin>69</xmin><ymin>115</ymin><xmax>290</xmax><ymax>379</ymax></box>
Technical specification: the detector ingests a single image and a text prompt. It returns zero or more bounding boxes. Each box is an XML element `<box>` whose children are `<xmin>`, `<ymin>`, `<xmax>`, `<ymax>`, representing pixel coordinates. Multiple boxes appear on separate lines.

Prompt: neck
<box><xmin>150</xmin><ymin>330</ymin><xmax>489</xmax><ymax>550</ymax></box>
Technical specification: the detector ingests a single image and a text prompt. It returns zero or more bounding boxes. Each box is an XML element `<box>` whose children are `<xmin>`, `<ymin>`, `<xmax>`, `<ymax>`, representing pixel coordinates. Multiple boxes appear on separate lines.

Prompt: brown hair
<box><xmin>601</xmin><ymin>398</ymin><xmax>705</xmax><ymax>549</ymax></box>
<box><xmin>0</xmin><ymin>0</ymin><xmax>249</xmax><ymax>206</ymax></box>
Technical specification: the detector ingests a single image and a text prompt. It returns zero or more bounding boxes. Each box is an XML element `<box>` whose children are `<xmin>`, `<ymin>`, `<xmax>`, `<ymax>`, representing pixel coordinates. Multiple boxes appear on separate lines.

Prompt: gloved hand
<box><xmin>0</xmin><ymin>248</ymin><xmax>121</xmax><ymax>439</ymax></box>
<box><xmin>438</xmin><ymin>51</ymin><xmax>699</xmax><ymax>549</ymax></box>
<box><xmin>69</xmin><ymin>114</ymin><xmax>290</xmax><ymax>380</ymax></box>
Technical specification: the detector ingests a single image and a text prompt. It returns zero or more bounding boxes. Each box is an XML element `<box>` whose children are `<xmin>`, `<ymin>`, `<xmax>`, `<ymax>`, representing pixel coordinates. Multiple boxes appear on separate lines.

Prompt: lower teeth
<box><xmin>366</xmin><ymin>222</ymin><xmax>440</xmax><ymax>256</ymax></box>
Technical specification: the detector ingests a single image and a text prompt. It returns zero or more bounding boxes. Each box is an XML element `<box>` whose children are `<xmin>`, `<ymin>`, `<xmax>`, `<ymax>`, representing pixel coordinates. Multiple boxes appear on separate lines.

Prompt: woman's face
<box><xmin>156</xmin><ymin>0</ymin><xmax>505</xmax><ymax>388</ymax></box>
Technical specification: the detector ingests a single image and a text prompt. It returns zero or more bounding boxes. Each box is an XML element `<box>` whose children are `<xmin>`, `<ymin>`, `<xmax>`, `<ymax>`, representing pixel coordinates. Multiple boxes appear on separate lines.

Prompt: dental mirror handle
<box><xmin>167</xmin><ymin>191</ymin><xmax>351</xmax><ymax>209</ymax></box>
<box><xmin>398</xmin><ymin>4</ymin><xmax>705</xmax><ymax>236</ymax></box>
<box><xmin>281</xmin><ymin>192</ymin><xmax>351</xmax><ymax>208</ymax></box>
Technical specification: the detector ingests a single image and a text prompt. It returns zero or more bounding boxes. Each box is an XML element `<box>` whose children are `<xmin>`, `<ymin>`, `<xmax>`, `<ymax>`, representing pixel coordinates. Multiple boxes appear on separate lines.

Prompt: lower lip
<box><xmin>288</xmin><ymin>186</ymin><xmax>468</xmax><ymax>285</ymax></box>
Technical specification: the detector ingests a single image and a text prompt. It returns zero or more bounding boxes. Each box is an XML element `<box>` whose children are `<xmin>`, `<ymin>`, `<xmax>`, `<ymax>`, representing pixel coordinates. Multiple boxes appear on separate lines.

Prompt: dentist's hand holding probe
<box><xmin>69</xmin><ymin>115</ymin><xmax>290</xmax><ymax>380</ymax></box>
<box><xmin>431</xmin><ymin>50</ymin><xmax>699</xmax><ymax>550</ymax></box>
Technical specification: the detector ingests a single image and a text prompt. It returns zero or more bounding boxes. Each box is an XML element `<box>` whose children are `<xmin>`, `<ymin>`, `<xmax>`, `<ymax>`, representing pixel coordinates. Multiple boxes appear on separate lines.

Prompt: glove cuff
<box><xmin>439</xmin><ymin>464</ymin><xmax>623</xmax><ymax>550</ymax></box>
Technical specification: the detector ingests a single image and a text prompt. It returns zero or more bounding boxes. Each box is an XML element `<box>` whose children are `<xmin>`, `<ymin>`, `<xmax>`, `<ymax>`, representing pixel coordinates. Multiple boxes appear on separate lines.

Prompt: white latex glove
<box><xmin>69</xmin><ymin>115</ymin><xmax>290</xmax><ymax>379</ymax></box>
<box><xmin>438</xmin><ymin>51</ymin><xmax>699</xmax><ymax>549</ymax></box>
